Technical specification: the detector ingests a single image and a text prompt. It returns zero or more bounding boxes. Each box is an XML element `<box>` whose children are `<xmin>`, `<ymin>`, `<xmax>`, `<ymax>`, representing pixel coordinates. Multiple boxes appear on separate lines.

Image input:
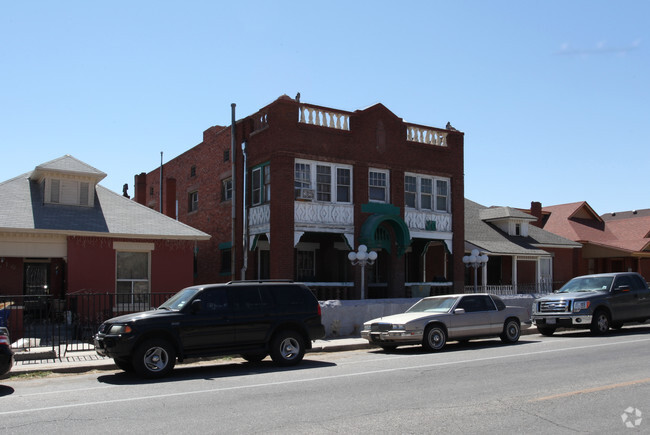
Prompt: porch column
<box><xmin>512</xmin><ymin>255</ymin><xmax>518</xmax><ymax>293</ymax></box>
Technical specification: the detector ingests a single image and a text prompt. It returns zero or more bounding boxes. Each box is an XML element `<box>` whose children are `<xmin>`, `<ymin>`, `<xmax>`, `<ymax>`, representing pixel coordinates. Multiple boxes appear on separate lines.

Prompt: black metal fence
<box><xmin>0</xmin><ymin>293</ymin><xmax>175</xmax><ymax>357</ymax></box>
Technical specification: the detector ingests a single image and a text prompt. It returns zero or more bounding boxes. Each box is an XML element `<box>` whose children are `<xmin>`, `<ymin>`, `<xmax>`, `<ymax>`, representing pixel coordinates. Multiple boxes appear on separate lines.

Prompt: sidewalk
<box><xmin>9</xmin><ymin>337</ymin><xmax>373</xmax><ymax>376</ymax></box>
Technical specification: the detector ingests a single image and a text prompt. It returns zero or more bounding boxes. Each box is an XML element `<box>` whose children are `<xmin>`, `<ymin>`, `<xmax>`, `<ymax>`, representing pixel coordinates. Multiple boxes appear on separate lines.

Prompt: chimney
<box><xmin>530</xmin><ymin>201</ymin><xmax>543</xmax><ymax>227</ymax></box>
<box><xmin>134</xmin><ymin>173</ymin><xmax>147</xmax><ymax>205</ymax></box>
<box><xmin>164</xmin><ymin>178</ymin><xmax>177</xmax><ymax>219</ymax></box>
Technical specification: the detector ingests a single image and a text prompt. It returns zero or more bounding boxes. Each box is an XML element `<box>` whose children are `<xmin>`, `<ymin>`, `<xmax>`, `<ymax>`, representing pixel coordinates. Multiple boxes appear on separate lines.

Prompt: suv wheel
<box><xmin>270</xmin><ymin>331</ymin><xmax>305</xmax><ymax>366</ymax></box>
<box><xmin>591</xmin><ymin>310</ymin><xmax>610</xmax><ymax>335</ymax></box>
<box><xmin>133</xmin><ymin>338</ymin><xmax>176</xmax><ymax>378</ymax></box>
<box><xmin>500</xmin><ymin>318</ymin><xmax>521</xmax><ymax>343</ymax></box>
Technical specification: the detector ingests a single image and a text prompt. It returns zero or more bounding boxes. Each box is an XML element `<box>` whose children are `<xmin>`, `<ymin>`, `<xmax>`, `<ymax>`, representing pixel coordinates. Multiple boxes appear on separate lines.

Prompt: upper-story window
<box><xmin>252</xmin><ymin>163</ymin><xmax>270</xmax><ymax>206</ymax></box>
<box><xmin>188</xmin><ymin>191</ymin><xmax>198</xmax><ymax>212</ymax></box>
<box><xmin>405</xmin><ymin>173</ymin><xmax>450</xmax><ymax>212</ymax></box>
<box><xmin>46</xmin><ymin>178</ymin><xmax>92</xmax><ymax>207</ymax></box>
<box><xmin>221</xmin><ymin>178</ymin><xmax>232</xmax><ymax>202</ymax></box>
<box><xmin>294</xmin><ymin>159</ymin><xmax>352</xmax><ymax>203</ymax></box>
<box><xmin>369</xmin><ymin>169</ymin><xmax>389</xmax><ymax>203</ymax></box>
<box><xmin>190</xmin><ymin>165</ymin><xmax>196</xmax><ymax>177</ymax></box>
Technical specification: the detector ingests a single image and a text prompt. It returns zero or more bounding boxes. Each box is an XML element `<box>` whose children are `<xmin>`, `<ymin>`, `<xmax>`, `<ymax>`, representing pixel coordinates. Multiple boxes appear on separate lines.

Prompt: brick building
<box><xmin>134</xmin><ymin>95</ymin><xmax>465</xmax><ymax>298</ymax></box>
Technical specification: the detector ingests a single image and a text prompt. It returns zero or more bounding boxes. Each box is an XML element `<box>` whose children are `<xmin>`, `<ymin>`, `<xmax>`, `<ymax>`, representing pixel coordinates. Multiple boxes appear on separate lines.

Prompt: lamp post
<box><xmin>462</xmin><ymin>249</ymin><xmax>489</xmax><ymax>293</ymax></box>
<box><xmin>348</xmin><ymin>245</ymin><xmax>378</xmax><ymax>300</ymax></box>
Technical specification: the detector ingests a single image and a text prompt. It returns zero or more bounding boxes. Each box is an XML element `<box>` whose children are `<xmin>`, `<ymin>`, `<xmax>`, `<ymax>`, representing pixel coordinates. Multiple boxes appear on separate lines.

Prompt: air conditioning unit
<box><xmin>296</xmin><ymin>188</ymin><xmax>315</xmax><ymax>200</ymax></box>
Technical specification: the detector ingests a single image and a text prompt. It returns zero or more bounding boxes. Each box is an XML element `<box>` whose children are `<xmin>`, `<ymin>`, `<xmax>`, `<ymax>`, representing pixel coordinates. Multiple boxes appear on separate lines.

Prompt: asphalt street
<box><xmin>2</xmin><ymin>326</ymin><xmax>650</xmax><ymax>434</ymax></box>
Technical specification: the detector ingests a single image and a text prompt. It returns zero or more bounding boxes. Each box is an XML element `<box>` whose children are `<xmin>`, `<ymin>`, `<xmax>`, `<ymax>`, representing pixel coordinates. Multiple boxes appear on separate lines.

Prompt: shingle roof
<box><xmin>0</xmin><ymin>160</ymin><xmax>209</xmax><ymax>240</ymax></box>
<box><xmin>465</xmin><ymin>199</ymin><xmax>581</xmax><ymax>255</ymax></box>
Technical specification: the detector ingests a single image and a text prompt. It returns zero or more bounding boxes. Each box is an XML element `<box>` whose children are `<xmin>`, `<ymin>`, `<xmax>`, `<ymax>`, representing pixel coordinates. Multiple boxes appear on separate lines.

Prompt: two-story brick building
<box><xmin>134</xmin><ymin>95</ymin><xmax>465</xmax><ymax>298</ymax></box>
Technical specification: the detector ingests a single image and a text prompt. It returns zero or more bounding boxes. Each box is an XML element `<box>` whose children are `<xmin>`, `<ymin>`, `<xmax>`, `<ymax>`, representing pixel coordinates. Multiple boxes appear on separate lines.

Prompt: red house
<box><xmin>135</xmin><ymin>95</ymin><xmax>465</xmax><ymax>298</ymax></box>
<box><xmin>0</xmin><ymin>155</ymin><xmax>209</xmax><ymax>331</ymax></box>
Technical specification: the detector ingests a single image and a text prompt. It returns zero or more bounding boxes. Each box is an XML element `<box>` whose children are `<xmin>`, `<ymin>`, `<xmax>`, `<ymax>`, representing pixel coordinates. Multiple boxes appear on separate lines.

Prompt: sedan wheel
<box><xmin>500</xmin><ymin>319</ymin><xmax>521</xmax><ymax>343</ymax></box>
<box><xmin>422</xmin><ymin>325</ymin><xmax>446</xmax><ymax>352</ymax></box>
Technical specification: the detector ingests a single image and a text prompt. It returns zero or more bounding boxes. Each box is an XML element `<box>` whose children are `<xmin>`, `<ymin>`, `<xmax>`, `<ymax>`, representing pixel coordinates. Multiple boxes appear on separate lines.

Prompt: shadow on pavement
<box><xmin>97</xmin><ymin>358</ymin><xmax>336</xmax><ymax>385</ymax></box>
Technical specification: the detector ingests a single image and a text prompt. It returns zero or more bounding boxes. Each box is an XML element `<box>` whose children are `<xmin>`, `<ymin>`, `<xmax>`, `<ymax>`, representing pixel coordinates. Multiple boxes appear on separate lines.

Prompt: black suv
<box><xmin>94</xmin><ymin>281</ymin><xmax>325</xmax><ymax>378</ymax></box>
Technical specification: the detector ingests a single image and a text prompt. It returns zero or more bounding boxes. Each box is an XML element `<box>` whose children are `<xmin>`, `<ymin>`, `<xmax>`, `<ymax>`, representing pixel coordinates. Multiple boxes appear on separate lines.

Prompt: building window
<box><xmin>222</xmin><ymin>178</ymin><xmax>232</xmax><ymax>202</ymax></box>
<box><xmin>116</xmin><ymin>251</ymin><xmax>150</xmax><ymax>306</ymax></box>
<box><xmin>369</xmin><ymin>169</ymin><xmax>389</xmax><ymax>203</ymax></box>
<box><xmin>224</xmin><ymin>149</ymin><xmax>230</xmax><ymax>162</ymax></box>
<box><xmin>405</xmin><ymin>173</ymin><xmax>451</xmax><ymax>213</ymax></box>
<box><xmin>295</xmin><ymin>159</ymin><xmax>352</xmax><ymax>203</ymax></box>
<box><xmin>336</xmin><ymin>168</ymin><xmax>351</xmax><ymax>202</ymax></box>
<box><xmin>436</xmin><ymin>179</ymin><xmax>449</xmax><ymax>212</ymax></box>
<box><xmin>220</xmin><ymin>248</ymin><xmax>231</xmax><ymax>275</ymax></box>
<box><xmin>252</xmin><ymin>163</ymin><xmax>270</xmax><ymax>206</ymax></box>
<box><xmin>149</xmin><ymin>187</ymin><xmax>154</xmax><ymax>198</ymax></box>
<box><xmin>296</xmin><ymin>250</ymin><xmax>315</xmax><ymax>281</ymax></box>
<box><xmin>190</xmin><ymin>165</ymin><xmax>196</xmax><ymax>177</ymax></box>
<box><xmin>316</xmin><ymin>165</ymin><xmax>331</xmax><ymax>202</ymax></box>
<box><xmin>188</xmin><ymin>191</ymin><xmax>198</xmax><ymax>212</ymax></box>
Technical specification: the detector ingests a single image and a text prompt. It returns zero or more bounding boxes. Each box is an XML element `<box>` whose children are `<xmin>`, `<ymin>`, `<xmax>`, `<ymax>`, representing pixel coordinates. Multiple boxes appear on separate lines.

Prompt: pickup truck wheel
<box><xmin>591</xmin><ymin>310</ymin><xmax>610</xmax><ymax>335</ymax></box>
<box><xmin>500</xmin><ymin>319</ymin><xmax>521</xmax><ymax>343</ymax></box>
<box><xmin>537</xmin><ymin>325</ymin><xmax>556</xmax><ymax>336</ymax></box>
<box><xmin>422</xmin><ymin>325</ymin><xmax>446</xmax><ymax>352</ymax></box>
<box><xmin>133</xmin><ymin>338</ymin><xmax>176</xmax><ymax>378</ymax></box>
<box><xmin>269</xmin><ymin>331</ymin><xmax>305</xmax><ymax>366</ymax></box>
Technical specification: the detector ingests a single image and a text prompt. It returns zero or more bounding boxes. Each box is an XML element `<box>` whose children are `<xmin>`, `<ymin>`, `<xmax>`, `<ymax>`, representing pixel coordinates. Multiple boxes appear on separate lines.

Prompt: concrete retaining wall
<box><xmin>319</xmin><ymin>294</ymin><xmax>537</xmax><ymax>338</ymax></box>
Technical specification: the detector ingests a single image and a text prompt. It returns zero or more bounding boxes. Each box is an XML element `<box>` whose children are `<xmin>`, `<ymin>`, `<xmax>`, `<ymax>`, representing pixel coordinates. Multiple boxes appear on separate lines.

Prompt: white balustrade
<box><xmin>299</xmin><ymin>105</ymin><xmax>350</xmax><ymax>131</ymax></box>
<box><xmin>404</xmin><ymin>209</ymin><xmax>451</xmax><ymax>232</ymax></box>
<box><xmin>406</xmin><ymin>125</ymin><xmax>447</xmax><ymax>147</ymax></box>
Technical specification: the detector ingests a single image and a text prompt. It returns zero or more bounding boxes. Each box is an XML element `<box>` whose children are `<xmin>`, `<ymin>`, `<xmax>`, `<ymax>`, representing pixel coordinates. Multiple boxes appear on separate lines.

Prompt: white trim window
<box><xmin>188</xmin><ymin>190</ymin><xmax>199</xmax><ymax>212</ymax></box>
<box><xmin>369</xmin><ymin>169</ymin><xmax>389</xmax><ymax>203</ymax></box>
<box><xmin>405</xmin><ymin>173</ymin><xmax>450</xmax><ymax>212</ymax></box>
<box><xmin>294</xmin><ymin>159</ymin><xmax>352</xmax><ymax>204</ymax></box>
<box><xmin>252</xmin><ymin>164</ymin><xmax>270</xmax><ymax>206</ymax></box>
<box><xmin>116</xmin><ymin>251</ymin><xmax>150</xmax><ymax>307</ymax></box>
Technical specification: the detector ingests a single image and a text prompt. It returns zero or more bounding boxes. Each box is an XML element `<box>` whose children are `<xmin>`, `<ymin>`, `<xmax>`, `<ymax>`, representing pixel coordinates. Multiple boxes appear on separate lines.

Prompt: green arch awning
<box><xmin>359</xmin><ymin>214</ymin><xmax>411</xmax><ymax>257</ymax></box>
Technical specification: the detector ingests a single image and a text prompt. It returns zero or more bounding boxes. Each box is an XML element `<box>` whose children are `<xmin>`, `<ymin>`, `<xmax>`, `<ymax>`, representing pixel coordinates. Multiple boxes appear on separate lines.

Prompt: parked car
<box><xmin>361</xmin><ymin>294</ymin><xmax>528</xmax><ymax>352</ymax></box>
<box><xmin>0</xmin><ymin>327</ymin><xmax>14</xmax><ymax>377</ymax></box>
<box><xmin>94</xmin><ymin>281</ymin><xmax>325</xmax><ymax>378</ymax></box>
<box><xmin>532</xmin><ymin>272</ymin><xmax>650</xmax><ymax>336</ymax></box>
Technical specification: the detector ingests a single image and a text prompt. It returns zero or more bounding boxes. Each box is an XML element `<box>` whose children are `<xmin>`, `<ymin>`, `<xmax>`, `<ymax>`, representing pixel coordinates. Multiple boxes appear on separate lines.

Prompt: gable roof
<box><xmin>30</xmin><ymin>154</ymin><xmax>107</xmax><ymax>183</ymax></box>
<box><xmin>541</xmin><ymin>201</ymin><xmax>650</xmax><ymax>254</ymax></box>
<box><xmin>465</xmin><ymin>199</ymin><xmax>581</xmax><ymax>256</ymax></box>
<box><xmin>0</xmin><ymin>158</ymin><xmax>209</xmax><ymax>241</ymax></box>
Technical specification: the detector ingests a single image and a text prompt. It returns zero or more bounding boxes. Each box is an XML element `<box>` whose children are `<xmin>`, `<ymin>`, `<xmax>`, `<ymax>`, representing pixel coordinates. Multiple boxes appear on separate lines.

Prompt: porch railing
<box><xmin>464</xmin><ymin>281</ymin><xmax>564</xmax><ymax>295</ymax></box>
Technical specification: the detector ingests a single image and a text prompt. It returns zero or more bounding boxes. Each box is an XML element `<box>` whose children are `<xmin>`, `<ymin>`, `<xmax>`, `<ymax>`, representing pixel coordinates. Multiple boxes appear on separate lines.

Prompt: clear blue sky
<box><xmin>2</xmin><ymin>1</ymin><xmax>648</xmax><ymax>215</ymax></box>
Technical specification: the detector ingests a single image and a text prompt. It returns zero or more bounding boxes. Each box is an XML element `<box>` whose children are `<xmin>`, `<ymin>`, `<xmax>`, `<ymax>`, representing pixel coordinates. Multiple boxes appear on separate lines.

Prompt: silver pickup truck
<box><xmin>532</xmin><ymin>272</ymin><xmax>650</xmax><ymax>336</ymax></box>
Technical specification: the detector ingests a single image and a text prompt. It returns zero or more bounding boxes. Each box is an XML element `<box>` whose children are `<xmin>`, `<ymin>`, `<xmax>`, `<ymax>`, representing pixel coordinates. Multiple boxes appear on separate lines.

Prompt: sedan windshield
<box><xmin>557</xmin><ymin>276</ymin><xmax>613</xmax><ymax>293</ymax></box>
<box><xmin>407</xmin><ymin>297</ymin><xmax>458</xmax><ymax>313</ymax></box>
<box><xmin>158</xmin><ymin>288</ymin><xmax>201</xmax><ymax>310</ymax></box>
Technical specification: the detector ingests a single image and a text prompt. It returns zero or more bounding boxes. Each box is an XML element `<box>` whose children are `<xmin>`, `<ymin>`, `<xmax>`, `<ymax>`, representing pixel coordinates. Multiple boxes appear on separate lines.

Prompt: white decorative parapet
<box><xmin>249</xmin><ymin>204</ymin><xmax>270</xmax><ymax>233</ymax></box>
<box><xmin>299</xmin><ymin>105</ymin><xmax>350</xmax><ymax>131</ymax></box>
<box><xmin>404</xmin><ymin>209</ymin><xmax>451</xmax><ymax>232</ymax></box>
<box><xmin>406</xmin><ymin>124</ymin><xmax>447</xmax><ymax>146</ymax></box>
<box><xmin>252</xmin><ymin>110</ymin><xmax>268</xmax><ymax>132</ymax></box>
<box><xmin>295</xmin><ymin>202</ymin><xmax>354</xmax><ymax>227</ymax></box>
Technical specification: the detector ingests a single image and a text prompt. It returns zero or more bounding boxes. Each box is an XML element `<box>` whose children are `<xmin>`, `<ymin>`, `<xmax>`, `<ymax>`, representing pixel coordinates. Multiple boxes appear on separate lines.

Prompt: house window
<box><xmin>404</xmin><ymin>175</ymin><xmax>416</xmax><ymax>208</ymax></box>
<box><xmin>80</xmin><ymin>182</ymin><xmax>89</xmax><ymax>206</ymax></box>
<box><xmin>50</xmin><ymin>179</ymin><xmax>60</xmax><ymax>203</ymax></box>
<box><xmin>436</xmin><ymin>179</ymin><xmax>449</xmax><ymax>212</ymax></box>
<box><xmin>190</xmin><ymin>166</ymin><xmax>196</xmax><ymax>177</ymax></box>
<box><xmin>295</xmin><ymin>159</ymin><xmax>353</xmax><ymax>203</ymax></box>
<box><xmin>336</xmin><ymin>168</ymin><xmax>351</xmax><ymax>202</ymax></box>
<box><xmin>421</xmin><ymin>178</ymin><xmax>433</xmax><ymax>210</ymax></box>
<box><xmin>515</xmin><ymin>223</ymin><xmax>521</xmax><ymax>236</ymax></box>
<box><xmin>188</xmin><ymin>191</ymin><xmax>198</xmax><ymax>212</ymax></box>
<box><xmin>369</xmin><ymin>169</ymin><xmax>388</xmax><ymax>203</ymax></box>
<box><xmin>316</xmin><ymin>165</ymin><xmax>331</xmax><ymax>202</ymax></box>
<box><xmin>252</xmin><ymin>163</ymin><xmax>270</xmax><ymax>206</ymax></box>
<box><xmin>116</xmin><ymin>251</ymin><xmax>150</xmax><ymax>306</ymax></box>
<box><xmin>222</xmin><ymin>178</ymin><xmax>232</xmax><ymax>202</ymax></box>
<box><xmin>296</xmin><ymin>250</ymin><xmax>315</xmax><ymax>281</ymax></box>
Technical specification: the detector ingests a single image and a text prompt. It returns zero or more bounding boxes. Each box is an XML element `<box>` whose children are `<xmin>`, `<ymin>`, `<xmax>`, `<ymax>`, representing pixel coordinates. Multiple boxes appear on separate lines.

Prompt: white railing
<box><xmin>404</xmin><ymin>210</ymin><xmax>451</xmax><ymax>232</ymax></box>
<box><xmin>299</xmin><ymin>105</ymin><xmax>350</xmax><ymax>131</ymax></box>
<box><xmin>406</xmin><ymin>124</ymin><xmax>447</xmax><ymax>147</ymax></box>
<box><xmin>294</xmin><ymin>202</ymin><xmax>354</xmax><ymax>227</ymax></box>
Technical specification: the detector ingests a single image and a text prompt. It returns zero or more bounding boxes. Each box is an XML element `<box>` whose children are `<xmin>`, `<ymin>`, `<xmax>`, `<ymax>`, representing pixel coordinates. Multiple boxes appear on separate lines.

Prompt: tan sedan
<box><xmin>361</xmin><ymin>294</ymin><xmax>528</xmax><ymax>352</ymax></box>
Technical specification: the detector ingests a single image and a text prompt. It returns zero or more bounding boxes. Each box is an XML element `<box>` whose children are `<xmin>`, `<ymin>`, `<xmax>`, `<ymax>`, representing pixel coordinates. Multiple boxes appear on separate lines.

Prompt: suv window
<box><xmin>229</xmin><ymin>286</ymin><xmax>273</xmax><ymax>311</ymax></box>
<box><xmin>273</xmin><ymin>285</ymin><xmax>311</xmax><ymax>306</ymax></box>
<box><xmin>198</xmin><ymin>288</ymin><xmax>229</xmax><ymax>313</ymax></box>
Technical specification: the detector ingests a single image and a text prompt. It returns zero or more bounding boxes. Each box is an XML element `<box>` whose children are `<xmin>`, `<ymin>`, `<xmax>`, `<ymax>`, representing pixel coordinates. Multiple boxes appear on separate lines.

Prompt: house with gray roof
<box><xmin>464</xmin><ymin>199</ymin><xmax>581</xmax><ymax>293</ymax></box>
<box><xmin>0</xmin><ymin>155</ymin><xmax>209</xmax><ymax>325</ymax></box>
